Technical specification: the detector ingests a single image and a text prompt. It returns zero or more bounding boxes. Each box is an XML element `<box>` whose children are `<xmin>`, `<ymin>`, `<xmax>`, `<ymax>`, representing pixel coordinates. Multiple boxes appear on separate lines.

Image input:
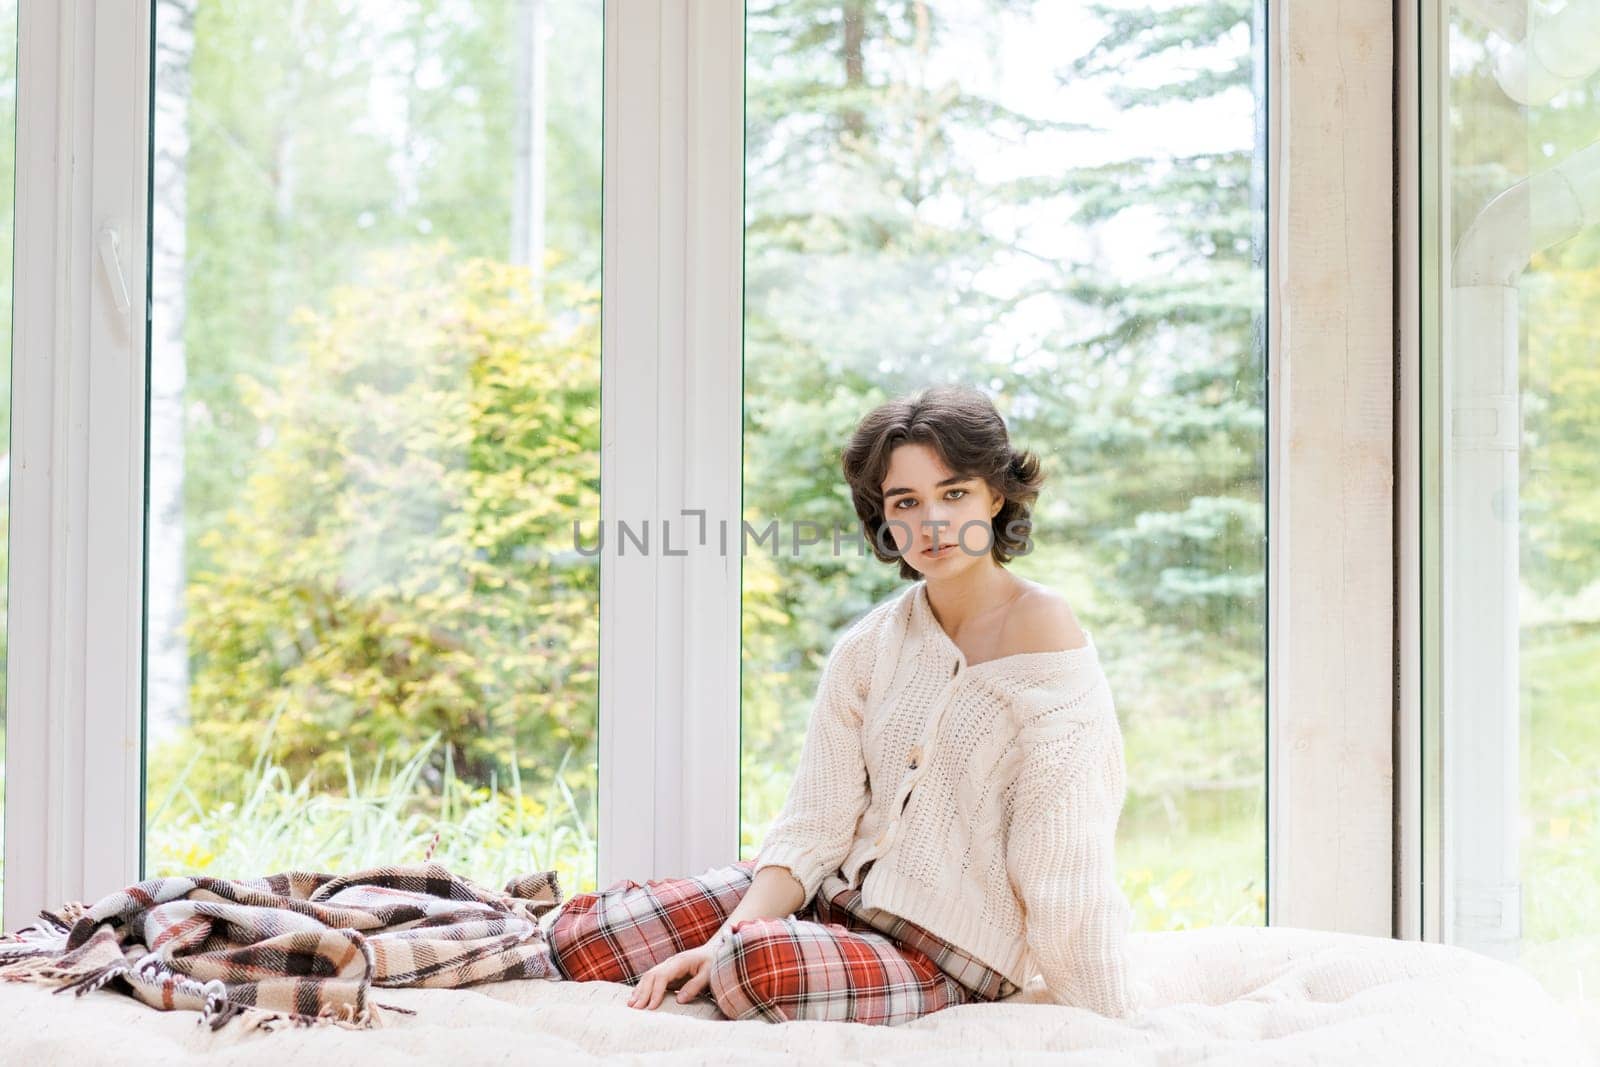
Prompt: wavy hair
<box><xmin>841</xmin><ymin>384</ymin><xmax>1044</xmax><ymax>579</ymax></box>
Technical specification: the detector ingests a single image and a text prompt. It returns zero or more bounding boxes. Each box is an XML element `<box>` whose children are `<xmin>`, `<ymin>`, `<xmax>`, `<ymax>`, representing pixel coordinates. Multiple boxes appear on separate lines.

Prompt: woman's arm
<box><xmin>629</xmin><ymin>864</ymin><xmax>806</xmax><ymax>1010</ymax></box>
<box><xmin>749</xmin><ymin>615</ymin><xmax>877</xmax><ymax>904</ymax></box>
<box><xmin>1005</xmin><ymin>705</ymin><xmax>1137</xmax><ymax>1018</ymax></box>
<box><xmin>629</xmin><ymin>617</ymin><xmax>877</xmax><ymax>1011</ymax></box>
<box><xmin>709</xmin><ymin>864</ymin><xmax>805</xmax><ymax>946</ymax></box>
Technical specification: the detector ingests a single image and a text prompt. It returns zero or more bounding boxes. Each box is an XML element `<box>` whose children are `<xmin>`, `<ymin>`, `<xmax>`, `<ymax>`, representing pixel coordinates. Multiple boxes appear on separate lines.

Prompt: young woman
<box><xmin>546</xmin><ymin>384</ymin><xmax>1138</xmax><ymax>1025</ymax></box>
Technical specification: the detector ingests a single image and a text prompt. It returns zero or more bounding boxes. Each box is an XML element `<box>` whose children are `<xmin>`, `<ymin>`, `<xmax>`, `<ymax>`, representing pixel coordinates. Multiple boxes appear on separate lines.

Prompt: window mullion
<box><xmin>599</xmin><ymin>0</ymin><xmax>744</xmax><ymax>887</ymax></box>
<box><xmin>3</xmin><ymin>0</ymin><xmax>149</xmax><ymax>929</ymax></box>
<box><xmin>599</xmin><ymin>0</ymin><xmax>677</xmax><ymax>886</ymax></box>
<box><xmin>82</xmin><ymin>0</ymin><xmax>151</xmax><ymax>896</ymax></box>
<box><xmin>1265</xmin><ymin>0</ymin><xmax>1396</xmax><ymax>934</ymax></box>
<box><xmin>678</xmin><ymin>0</ymin><xmax>744</xmax><ymax>878</ymax></box>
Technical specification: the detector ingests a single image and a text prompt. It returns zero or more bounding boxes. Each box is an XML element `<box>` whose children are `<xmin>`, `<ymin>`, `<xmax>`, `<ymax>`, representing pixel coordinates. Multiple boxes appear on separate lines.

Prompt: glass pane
<box><xmin>1430</xmin><ymin>1</ymin><xmax>1600</xmax><ymax>1015</ymax></box>
<box><xmin>143</xmin><ymin>0</ymin><xmax>603</xmax><ymax>893</ymax></box>
<box><xmin>740</xmin><ymin>1</ymin><xmax>1268</xmax><ymax>931</ymax></box>
<box><xmin>0</xmin><ymin>0</ymin><xmax>14</xmax><ymax>930</ymax></box>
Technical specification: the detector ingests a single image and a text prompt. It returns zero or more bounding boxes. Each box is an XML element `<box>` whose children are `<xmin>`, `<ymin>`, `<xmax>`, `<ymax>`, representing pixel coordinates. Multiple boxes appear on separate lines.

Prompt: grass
<box><xmin>145</xmin><ymin>731</ymin><xmax>598</xmax><ymax>894</ymax></box>
<box><xmin>1517</xmin><ymin>622</ymin><xmax>1600</xmax><ymax>1017</ymax></box>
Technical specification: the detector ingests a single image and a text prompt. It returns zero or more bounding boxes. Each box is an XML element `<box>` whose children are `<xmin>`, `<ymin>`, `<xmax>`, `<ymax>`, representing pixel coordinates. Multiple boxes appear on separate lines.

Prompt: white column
<box><xmin>4</xmin><ymin>0</ymin><xmax>150</xmax><ymax>929</ymax></box>
<box><xmin>598</xmin><ymin>0</ymin><xmax>743</xmax><ymax>886</ymax></box>
<box><xmin>1267</xmin><ymin>0</ymin><xmax>1396</xmax><ymax>935</ymax></box>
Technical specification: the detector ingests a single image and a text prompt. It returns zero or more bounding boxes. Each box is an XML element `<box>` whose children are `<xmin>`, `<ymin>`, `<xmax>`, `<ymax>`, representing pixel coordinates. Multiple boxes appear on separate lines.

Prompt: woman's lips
<box><xmin>922</xmin><ymin>543</ymin><xmax>954</xmax><ymax>558</ymax></box>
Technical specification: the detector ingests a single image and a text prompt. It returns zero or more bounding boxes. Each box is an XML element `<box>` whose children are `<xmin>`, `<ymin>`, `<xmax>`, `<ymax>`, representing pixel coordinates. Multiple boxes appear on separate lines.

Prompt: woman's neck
<box><xmin>923</xmin><ymin>564</ymin><xmax>1029</xmax><ymax>639</ymax></box>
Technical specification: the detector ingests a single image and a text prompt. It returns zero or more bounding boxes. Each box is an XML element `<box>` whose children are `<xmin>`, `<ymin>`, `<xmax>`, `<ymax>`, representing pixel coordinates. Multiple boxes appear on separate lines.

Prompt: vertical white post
<box><xmin>1395</xmin><ymin>0</ymin><xmax>1427</xmax><ymax>944</ymax></box>
<box><xmin>84</xmin><ymin>0</ymin><xmax>151</xmax><ymax>898</ymax></box>
<box><xmin>598</xmin><ymin>0</ymin><xmax>663</xmax><ymax>889</ymax></box>
<box><xmin>4</xmin><ymin>0</ymin><xmax>149</xmax><ymax>930</ymax></box>
<box><xmin>1267</xmin><ymin>0</ymin><xmax>1396</xmax><ymax>935</ymax></box>
<box><xmin>3</xmin><ymin>0</ymin><xmax>78</xmax><ymax>931</ymax></box>
<box><xmin>599</xmin><ymin>0</ymin><xmax>744</xmax><ymax>886</ymax></box>
<box><xmin>679</xmin><ymin>0</ymin><xmax>743</xmax><ymax>877</ymax></box>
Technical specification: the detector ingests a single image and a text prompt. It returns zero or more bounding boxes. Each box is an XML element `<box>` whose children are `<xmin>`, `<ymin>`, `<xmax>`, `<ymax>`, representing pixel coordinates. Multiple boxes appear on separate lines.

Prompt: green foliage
<box><xmin>736</xmin><ymin>3</ymin><xmax>1269</xmax><ymax>919</ymax></box>
<box><xmin>1050</xmin><ymin>1</ymin><xmax>1266</xmax><ymax>641</ymax></box>
<box><xmin>179</xmin><ymin>0</ymin><xmax>602</xmax><ymax>574</ymax></box>
<box><xmin>1110</xmin><ymin>495</ymin><xmax>1263</xmax><ymax>632</ymax></box>
<box><xmin>164</xmin><ymin>246</ymin><xmax>600</xmax><ymax>808</ymax></box>
<box><xmin>147</xmin><ymin>728</ymin><xmax>595</xmax><ymax>893</ymax></box>
<box><xmin>1521</xmin><ymin>268</ymin><xmax>1600</xmax><ymax>596</ymax></box>
<box><xmin>144</xmin><ymin>0</ymin><xmax>1284</xmax><ymax>937</ymax></box>
<box><xmin>1517</xmin><ymin>621</ymin><xmax>1600</xmax><ymax>1006</ymax></box>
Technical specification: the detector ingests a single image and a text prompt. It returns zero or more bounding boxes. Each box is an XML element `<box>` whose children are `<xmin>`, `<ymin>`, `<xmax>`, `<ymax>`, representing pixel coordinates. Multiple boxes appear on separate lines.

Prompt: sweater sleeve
<box><xmin>1004</xmin><ymin>696</ymin><xmax>1136</xmax><ymax>1018</ymax></box>
<box><xmin>753</xmin><ymin>615</ymin><xmax>876</xmax><ymax>906</ymax></box>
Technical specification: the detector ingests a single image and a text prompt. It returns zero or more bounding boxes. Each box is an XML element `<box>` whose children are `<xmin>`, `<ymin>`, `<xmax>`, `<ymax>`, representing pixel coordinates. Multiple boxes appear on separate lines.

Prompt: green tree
<box><xmin>739</xmin><ymin>4</ymin><xmax>1269</xmax><ymax>929</ymax></box>
<box><xmin>1051</xmin><ymin>0</ymin><xmax>1266</xmax><ymax>642</ymax></box>
<box><xmin>162</xmin><ymin>247</ymin><xmax>601</xmax><ymax>806</ymax></box>
<box><xmin>179</xmin><ymin>0</ymin><xmax>602</xmax><ymax>578</ymax></box>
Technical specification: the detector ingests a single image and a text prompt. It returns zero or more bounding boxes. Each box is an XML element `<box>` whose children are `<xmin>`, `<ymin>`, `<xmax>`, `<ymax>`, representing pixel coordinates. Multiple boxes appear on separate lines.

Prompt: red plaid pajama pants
<box><xmin>546</xmin><ymin>859</ymin><xmax>1017</xmax><ymax>1025</ymax></box>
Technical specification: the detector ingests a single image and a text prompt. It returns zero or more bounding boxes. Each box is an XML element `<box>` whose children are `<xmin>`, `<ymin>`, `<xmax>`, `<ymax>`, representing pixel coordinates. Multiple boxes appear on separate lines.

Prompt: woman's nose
<box><xmin>923</xmin><ymin>507</ymin><xmax>957</xmax><ymax>539</ymax></box>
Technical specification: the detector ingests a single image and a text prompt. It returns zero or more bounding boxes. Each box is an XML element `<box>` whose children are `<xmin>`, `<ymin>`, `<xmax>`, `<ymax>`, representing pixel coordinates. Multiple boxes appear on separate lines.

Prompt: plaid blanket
<box><xmin>0</xmin><ymin>864</ymin><xmax>562</xmax><ymax>1032</ymax></box>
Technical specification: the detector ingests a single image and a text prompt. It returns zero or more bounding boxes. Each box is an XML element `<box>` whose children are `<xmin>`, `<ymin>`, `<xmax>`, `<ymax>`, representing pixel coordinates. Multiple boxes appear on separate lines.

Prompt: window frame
<box><xmin>596</xmin><ymin>1</ymin><xmax>743</xmax><ymax>885</ymax></box>
<box><xmin>1397</xmin><ymin>0</ymin><xmax>1432</xmax><ymax>945</ymax></box>
<box><xmin>3</xmin><ymin>0</ymin><xmax>1401</xmax><ymax>936</ymax></box>
<box><xmin>4</xmin><ymin>0</ymin><xmax>149</xmax><ymax>925</ymax></box>
<box><xmin>1264</xmin><ymin>0</ymin><xmax>1397</xmax><ymax>935</ymax></box>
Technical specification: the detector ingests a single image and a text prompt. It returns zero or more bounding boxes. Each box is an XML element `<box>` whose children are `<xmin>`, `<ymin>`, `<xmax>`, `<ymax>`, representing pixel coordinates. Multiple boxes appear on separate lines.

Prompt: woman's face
<box><xmin>879</xmin><ymin>442</ymin><xmax>1004</xmax><ymax>577</ymax></box>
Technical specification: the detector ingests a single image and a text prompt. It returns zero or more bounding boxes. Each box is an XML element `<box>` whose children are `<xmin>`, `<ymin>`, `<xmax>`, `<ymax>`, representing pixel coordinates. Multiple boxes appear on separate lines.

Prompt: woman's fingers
<box><xmin>630</xmin><ymin>951</ymin><xmax>713</xmax><ymax>1010</ymax></box>
<box><xmin>675</xmin><ymin>957</ymin><xmax>712</xmax><ymax>1003</ymax></box>
<box><xmin>633</xmin><ymin>961</ymin><xmax>677</xmax><ymax>1010</ymax></box>
<box><xmin>631</xmin><ymin>966</ymin><xmax>667</xmax><ymax>1009</ymax></box>
<box><xmin>647</xmin><ymin>964</ymin><xmax>677</xmax><ymax>1009</ymax></box>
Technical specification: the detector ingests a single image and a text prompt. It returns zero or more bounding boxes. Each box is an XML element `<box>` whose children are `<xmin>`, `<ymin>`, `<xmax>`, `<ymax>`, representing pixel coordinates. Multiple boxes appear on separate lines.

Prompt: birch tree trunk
<box><xmin>512</xmin><ymin>0</ymin><xmax>547</xmax><ymax>305</ymax></box>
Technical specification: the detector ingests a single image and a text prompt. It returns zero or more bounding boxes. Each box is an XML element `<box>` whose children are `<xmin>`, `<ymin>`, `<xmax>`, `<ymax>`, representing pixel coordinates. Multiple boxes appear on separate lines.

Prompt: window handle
<box><xmin>97</xmin><ymin>225</ymin><xmax>131</xmax><ymax>314</ymax></box>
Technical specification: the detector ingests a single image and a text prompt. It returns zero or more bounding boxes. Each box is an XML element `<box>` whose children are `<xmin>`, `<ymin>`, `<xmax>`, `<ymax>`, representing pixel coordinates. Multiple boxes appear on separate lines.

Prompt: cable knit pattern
<box><xmin>755</xmin><ymin>581</ymin><xmax>1136</xmax><ymax>1018</ymax></box>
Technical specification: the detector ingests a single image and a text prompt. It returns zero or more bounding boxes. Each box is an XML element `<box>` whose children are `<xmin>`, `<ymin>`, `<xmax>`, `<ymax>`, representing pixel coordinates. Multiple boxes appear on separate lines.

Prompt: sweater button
<box><xmin>908</xmin><ymin>745</ymin><xmax>922</xmax><ymax>769</ymax></box>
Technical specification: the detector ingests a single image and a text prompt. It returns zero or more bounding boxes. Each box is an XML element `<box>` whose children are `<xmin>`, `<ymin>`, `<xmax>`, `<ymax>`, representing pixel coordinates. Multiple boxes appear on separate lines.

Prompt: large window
<box><xmin>1423</xmin><ymin>0</ymin><xmax>1600</xmax><ymax>1010</ymax></box>
<box><xmin>739</xmin><ymin>0</ymin><xmax>1269</xmax><ymax>930</ymax></box>
<box><xmin>141</xmin><ymin>0</ymin><xmax>604</xmax><ymax>892</ymax></box>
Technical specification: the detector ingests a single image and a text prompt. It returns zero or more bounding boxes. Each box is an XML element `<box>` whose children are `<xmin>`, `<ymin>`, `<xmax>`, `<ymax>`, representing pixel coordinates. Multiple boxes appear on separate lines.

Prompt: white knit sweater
<box><xmin>754</xmin><ymin>580</ymin><xmax>1137</xmax><ymax>1018</ymax></box>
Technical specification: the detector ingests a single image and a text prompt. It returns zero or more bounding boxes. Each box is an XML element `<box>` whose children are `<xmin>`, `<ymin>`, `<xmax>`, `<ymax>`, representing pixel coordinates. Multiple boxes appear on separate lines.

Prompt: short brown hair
<box><xmin>842</xmin><ymin>384</ymin><xmax>1044</xmax><ymax>579</ymax></box>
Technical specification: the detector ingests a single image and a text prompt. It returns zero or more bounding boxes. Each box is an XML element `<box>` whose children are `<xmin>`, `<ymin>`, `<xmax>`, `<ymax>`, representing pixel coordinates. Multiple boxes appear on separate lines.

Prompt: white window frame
<box><xmin>5</xmin><ymin>0</ymin><xmax>150</xmax><ymax>926</ymax></box>
<box><xmin>1265</xmin><ymin>0</ymin><xmax>1397</xmax><ymax>936</ymax></box>
<box><xmin>597</xmin><ymin>0</ymin><xmax>743</xmax><ymax>885</ymax></box>
<box><xmin>1401</xmin><ymin>0</ymin><xmax>1585</xmax><ymax>955</ymax></box>
<box><xmin>4</xmin><ymin>0</ymin><xmax>1402</xmax><ymax>935</ymax></box>
<box><xmin>1397</xmin><ymin>0</ymin><xmax>1431</xmax><ymax>945</ymax></box>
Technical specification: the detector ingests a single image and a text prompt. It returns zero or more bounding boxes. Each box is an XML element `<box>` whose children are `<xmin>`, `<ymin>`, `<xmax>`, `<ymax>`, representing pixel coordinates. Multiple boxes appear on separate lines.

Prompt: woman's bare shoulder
<box><xmin>1001</xmin><ymin>583</ymin><xmax>1088</xmax><ymax>656</ymax></box>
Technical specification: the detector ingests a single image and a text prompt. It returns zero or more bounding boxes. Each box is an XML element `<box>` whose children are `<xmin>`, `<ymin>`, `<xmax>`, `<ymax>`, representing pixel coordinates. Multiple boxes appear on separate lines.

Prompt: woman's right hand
<box><xmin>627</xmin><ymin>939</ymin><xmax>724</xmax><ymax>1010</ymax></box>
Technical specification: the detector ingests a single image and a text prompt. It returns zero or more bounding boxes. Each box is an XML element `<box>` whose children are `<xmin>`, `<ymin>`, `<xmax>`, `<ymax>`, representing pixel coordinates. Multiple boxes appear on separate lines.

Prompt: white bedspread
<box><xmin>1</xmin><ymin>924</ymin><xmax>1592</xmax><ymax>1065</ymax></box>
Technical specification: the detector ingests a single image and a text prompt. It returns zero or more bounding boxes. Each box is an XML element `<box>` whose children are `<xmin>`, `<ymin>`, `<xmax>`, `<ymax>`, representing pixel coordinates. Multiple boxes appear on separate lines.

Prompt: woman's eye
<box><xmin>892</xmin><ymin>489</ymin><xmax>966</xmax><ymax>509</ymax></box>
